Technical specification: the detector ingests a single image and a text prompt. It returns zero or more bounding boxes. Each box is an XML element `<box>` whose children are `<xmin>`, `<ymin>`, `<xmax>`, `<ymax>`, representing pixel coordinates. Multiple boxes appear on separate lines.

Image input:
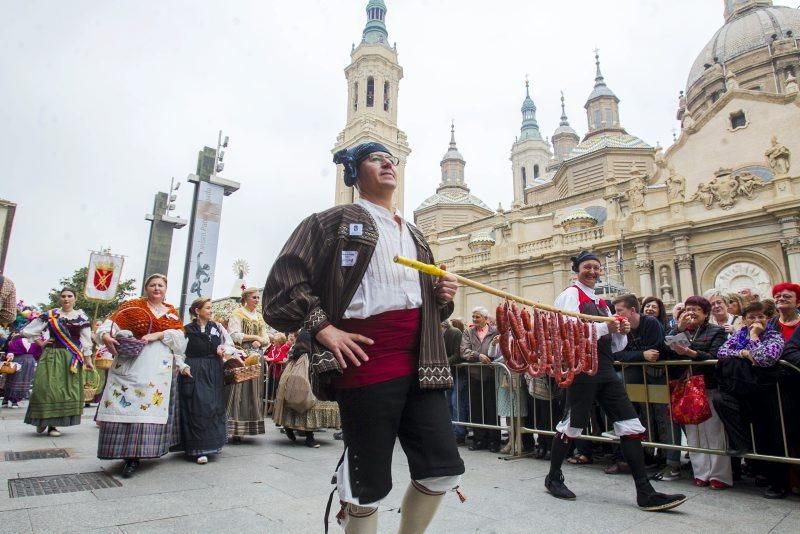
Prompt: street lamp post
<box><xmin>142</xmin><ymin>178</ymin><xmax>187</xmax><ymax>294</ymax></box>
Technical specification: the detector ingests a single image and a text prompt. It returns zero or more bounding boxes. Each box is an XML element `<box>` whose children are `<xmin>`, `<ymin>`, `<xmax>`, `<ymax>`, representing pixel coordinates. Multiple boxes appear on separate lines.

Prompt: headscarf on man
<box><xmin>570</xmin><ymin>250</ymin><xmax>601</xmax><ymax>273</ymax></box>
<box><xmin>333</xmin><ymin>142</ymin><xmax>394</xmax><ymax>187</ymax></box>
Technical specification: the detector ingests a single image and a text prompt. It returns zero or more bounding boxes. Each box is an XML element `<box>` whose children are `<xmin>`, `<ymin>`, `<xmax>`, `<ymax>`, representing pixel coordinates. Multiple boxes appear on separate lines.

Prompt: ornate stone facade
<box><xmin>407</xmin><ymin>1</ymin><xmax>800</xmax><ymax>320</ymax></box>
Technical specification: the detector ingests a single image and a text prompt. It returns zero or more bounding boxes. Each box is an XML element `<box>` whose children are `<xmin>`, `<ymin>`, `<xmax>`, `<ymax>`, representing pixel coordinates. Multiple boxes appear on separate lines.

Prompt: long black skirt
<box><xmin>179</xmin><ymin>357</ymin><xmax>226</xmax><ymax>457</ymax></box>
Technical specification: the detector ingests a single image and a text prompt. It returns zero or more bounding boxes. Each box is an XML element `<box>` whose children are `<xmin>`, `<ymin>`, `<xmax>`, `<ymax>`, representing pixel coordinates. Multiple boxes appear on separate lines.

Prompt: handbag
<box><xmin>282</xmin><ymin>353</ymin><xmax>317</xmax><ymax>413</ymax></box>
<box><xmin>669</xmin><ymin>369</ymin><xmax>712</xmax><ymax>425</ymax></box>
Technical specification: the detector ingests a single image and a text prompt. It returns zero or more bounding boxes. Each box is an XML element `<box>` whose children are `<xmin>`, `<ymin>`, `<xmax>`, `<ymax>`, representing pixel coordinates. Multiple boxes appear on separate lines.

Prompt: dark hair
<box><xmin>684</xmin><ymin>296</ymin><xmax>712</xmax><ymax>317</ymax></box>
<box><xmin>60</xmin><ymin>286</ymin><xmax>77</xmax><ymax>297</ymax></box>
<box><xmin>189</xmin><ymin>297</ymin><xmax>212</xmax><ymax>318</ymax></box>
<box><xmin>641</xmin><ymin>296</ymin><xmax>668</xmax><ymax>328</ymax></box>
<box><xmin>612</xmin><ymin>294</ymin><xmax>640</xmax><ymax>313</ymax></box>
<box><xmin>762</xmin><ymin>298</ymin><xmax>776</xmax><ymax>318</ymax></box>
<box><xmin>742</xmin><ymin>301</ymin><xmax>766</xmax><ymax>317</ymax></box>
<box><xmin>450</xmin><ymin>318</ymin><xmax>465</xmax><ymax>332</ymax></box>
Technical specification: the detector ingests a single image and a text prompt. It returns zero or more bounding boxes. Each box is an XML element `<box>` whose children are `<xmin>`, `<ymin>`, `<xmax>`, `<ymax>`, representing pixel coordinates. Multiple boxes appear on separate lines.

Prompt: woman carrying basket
<box><xmin>21</xmin><ymin>287</ymin><xmax>93</xmax><ymax>437</ymax></box>
<box><xmin>225</xmin><ymin>287</ymin><xmax>268</xmax><ymax>441</ymax></box>
<box><xmin>96</xmin><ymin>274</ymin><xmax>187</xmax><ymax>478</ymax></box>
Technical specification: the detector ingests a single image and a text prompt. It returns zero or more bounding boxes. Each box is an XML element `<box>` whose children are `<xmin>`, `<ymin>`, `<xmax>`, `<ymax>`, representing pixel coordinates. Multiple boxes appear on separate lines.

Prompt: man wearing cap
<box><xmin>544</xmin><ymin>251</ymin><xmax>687</xmax><ymax>512</ymax></box>
<box><xmin>263</xmin><ymin>142</ymin><xmax>465</xmax><ymax>533</ymax></box>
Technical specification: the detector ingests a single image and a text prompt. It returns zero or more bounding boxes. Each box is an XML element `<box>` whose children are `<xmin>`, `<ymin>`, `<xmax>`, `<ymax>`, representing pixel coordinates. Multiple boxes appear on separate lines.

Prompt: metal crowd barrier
<box><xmin>450</xmin><ymin>362</ymin><xmax>519</xmax><ymax>455</ymax></box>
<box><xmin>502</xmin><ymin>359</ymin><xmax>800</xmax><ymax>465</ymax></box>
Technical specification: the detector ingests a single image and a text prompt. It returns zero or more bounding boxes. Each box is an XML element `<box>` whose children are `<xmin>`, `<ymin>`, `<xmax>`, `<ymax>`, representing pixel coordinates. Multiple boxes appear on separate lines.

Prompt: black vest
<box><xmin>184</xmin><ymin>321</ymin><xmax>222</xmax><ymax>359</ymax></box>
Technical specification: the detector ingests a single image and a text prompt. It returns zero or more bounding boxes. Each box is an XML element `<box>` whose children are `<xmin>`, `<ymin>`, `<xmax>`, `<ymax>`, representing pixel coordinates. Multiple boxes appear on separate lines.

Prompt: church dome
<box><xmin>564</xmin><ymin>133</ymin><xmax>651</xmax><ymax>161</ymax></box>
<box><xmin>686</xmin><ymin>4</ymin><xmax>800</xmax><ymax>90</ymax></box>
<box><xmin>416</xmin><ymin>189</ymin><xmax>491</xmax><ymax>211</ymax></box>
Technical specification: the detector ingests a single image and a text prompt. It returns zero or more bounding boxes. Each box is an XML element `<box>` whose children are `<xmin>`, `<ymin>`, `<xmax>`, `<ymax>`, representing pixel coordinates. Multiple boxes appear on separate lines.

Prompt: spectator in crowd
<box><xmin>611</xmin><ymin>294</ymin><xmax>679</xmax><ymax>478</ymax></box>
<box><xmin>705</xmin><ymin>289</ymin><xmax>742</xmax><ymax>338</ymax></box>
<box><xmin>489</xmin><ymin>335</ymin><xmax>531</xmax><ymax>454</ymax></box>
<box><xmin>2</xmin><ymin>331</ymin><xmax>41</xmax><ymax>408</ymax></box>
<box><xmin>443</xmin><ymin>320</ymin><xmax>468</xmax><ymax>444</ymax></box>
<box><xmin>769</xmin><ymin>283</ymin><xmax>800</xmax><ymax>341</ymax></box>
<box><xmin>641</xmin><ymin>296</ymin><xmax>668</xmax><ymax>331</ymax></box>
<box><xmin>265</xmin><ymin>332</ymin><xmax>291</xmax><ymax>409</ymax></box>
<box><xmin>779</xmin><ymin>313</ymin><xmax>800</xmax><ymax>497</ymax></box>
<box><xmin>667</xmin><ymin>296</ymin><xmax>730</xmax><ymax>489</ymax></box>
<box><xmin>714</xmin><ymin>300</ymin><xmax>785</xmax><ymax>497</ymax></box>
<box><xmin>668</xmin><ymin>303</ymin><xmax>685</xmax><ymax>330</ymax></box>
<box><xmin>762</xmin><ymin>299</ymin><xmax>777</xmax><ymax>319</ymax></box>
<box><xmin>460</xmin><ymin>306</ymin><xmax>500</xmax><ymax>452</ymax></box>
<box><xmin>738</xmin><ymin>287</ymin><xmax>759</xmax><ymax>303</ymax></box>
<box><xmin>726</xmin><ymin>293</ymin><xmax>746</xmax><ymax>318</ymax></box>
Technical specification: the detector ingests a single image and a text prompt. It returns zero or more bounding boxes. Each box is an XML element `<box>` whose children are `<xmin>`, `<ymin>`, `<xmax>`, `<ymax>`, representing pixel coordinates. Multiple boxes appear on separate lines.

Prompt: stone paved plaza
<box><xmin>0</xmin><ymin>406</ymin><xmax>798</xmax><ymax>533</ymax></box>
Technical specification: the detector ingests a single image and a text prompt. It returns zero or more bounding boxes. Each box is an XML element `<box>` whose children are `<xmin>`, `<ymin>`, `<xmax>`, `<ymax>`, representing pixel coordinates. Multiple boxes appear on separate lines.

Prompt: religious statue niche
<box><xmin>665</xmin><ymin>166</ymin><xmax>686</xmax><ymax>202</ymax></box>
<box><xmin>690</xmin><ymin>168</ymin><xmax>766</xmax><ymax>210</ymax></box>
<box><xmin>765</xmin><ymin>135</ymin><xmax>791</xmax><ymax>177</ymax></box>
<box><xmin>659</xmin><ymin>265</ymin><xmax>674</xmax><ymax>303</ymax></box>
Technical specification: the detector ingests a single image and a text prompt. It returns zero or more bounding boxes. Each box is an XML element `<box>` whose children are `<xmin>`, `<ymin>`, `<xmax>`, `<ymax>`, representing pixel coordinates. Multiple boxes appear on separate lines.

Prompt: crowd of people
<box><xmin>0</xmin><ymin>274</ymin><xmax>335</xmax><ymax>479</ymax></box>
<box><xmin>444</xmin><ymin>281</ymin><xmax>800</xmax><ymax>500</ymax></box>
<box><xmin>3</xmin><ymin>140</ymin><xmax>800</xmax><ymax>531</ymax></box>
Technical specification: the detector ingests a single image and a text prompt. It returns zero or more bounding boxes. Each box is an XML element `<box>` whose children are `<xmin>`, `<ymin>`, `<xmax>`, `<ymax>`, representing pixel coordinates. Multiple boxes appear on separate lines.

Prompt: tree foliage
<box><xmin>41</xmin><ymin>267</ymin><xmax>137</xmax><ymax>322</ymax></box>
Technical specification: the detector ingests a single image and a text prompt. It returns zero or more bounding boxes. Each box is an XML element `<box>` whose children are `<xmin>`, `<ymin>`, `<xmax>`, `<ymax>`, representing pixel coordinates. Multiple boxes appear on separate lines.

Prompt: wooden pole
<box><xmin>393</xmin><ymin>255</ymin><xmax>616</xmax><ymax>324</ymax></box>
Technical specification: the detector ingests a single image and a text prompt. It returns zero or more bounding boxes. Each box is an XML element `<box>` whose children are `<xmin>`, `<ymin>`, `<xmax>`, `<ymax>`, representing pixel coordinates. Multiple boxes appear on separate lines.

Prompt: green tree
<box><xmin>42</xmin><ymin>267</ymin><xmax>137</xmax><ymax>322</ymax></box>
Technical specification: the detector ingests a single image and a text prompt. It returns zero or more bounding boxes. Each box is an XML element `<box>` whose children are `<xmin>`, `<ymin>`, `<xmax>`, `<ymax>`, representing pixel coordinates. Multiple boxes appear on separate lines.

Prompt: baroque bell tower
<box><xmin>332</xmin><ymin>0</ymin><xmax>411</xmax><ymax>212</ymax></box>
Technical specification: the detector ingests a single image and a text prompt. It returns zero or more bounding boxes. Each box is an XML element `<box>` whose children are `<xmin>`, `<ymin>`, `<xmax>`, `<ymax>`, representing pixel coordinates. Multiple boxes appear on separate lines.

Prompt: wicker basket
<box><xmin>83</xmin><ymin>367</ymin><xmax>101</xmax><ymax>402</ymax></box>
<box><xmin>110</xmin><ymin>307</ymin><xmax>153</xmax><ymax>358</ymax></box>
<box><xmin>224</xmin><ymin>364</ymin><xmax>260</xmax><ymax>385</ymax></box>
<box><xmin>95</xmin><ymin>357</ymin><xmax>113</xmax><ymax>370</ymax></box>
<box><xmin>0</xmin><ymin>361</ymin><xmax>20</xmax><ymax>375</ymax></box>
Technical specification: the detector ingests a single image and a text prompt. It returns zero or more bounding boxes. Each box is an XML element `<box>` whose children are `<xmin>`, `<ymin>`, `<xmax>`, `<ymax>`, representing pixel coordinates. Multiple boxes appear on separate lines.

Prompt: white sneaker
<box><xmin>48</xmin><ymin>428</ymin><xmax>62</xmax><ymax>437</ymax></box>
<box><xmin>196</xmin><ymin>456</ymin><xmax>208</xmax><ymax>464</ymax></box>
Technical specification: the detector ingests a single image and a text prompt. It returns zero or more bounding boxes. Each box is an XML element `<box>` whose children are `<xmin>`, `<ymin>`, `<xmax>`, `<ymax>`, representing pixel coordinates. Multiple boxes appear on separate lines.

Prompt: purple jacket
<box><xmin>718</xmin><ymin>326</ymin><xmax>783</xmax><ymax>367</ymax></box>
<box><xmin>7</xmin><ymin>335</ymin><xmax>43</xmax><ymax>361</ymax></box>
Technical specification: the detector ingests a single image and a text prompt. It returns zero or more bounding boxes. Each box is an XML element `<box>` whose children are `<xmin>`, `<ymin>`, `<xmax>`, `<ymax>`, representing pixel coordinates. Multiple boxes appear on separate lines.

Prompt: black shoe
<box><xmin>764</xmin><ymin>485</ymin><xmax>787</xmax><ymax>499</ymax></box>
<box><xmin>122</xmin><ymin>460</ymin><xmax>140</xmax><ymax>478</ymax></box>
<box><xmin>305</xmin><ymin>436</ymin><xmax>320</xmax><ymax>448</ymax></box>
<box><xmin>488</xmin><ymin>442</ymin><xmax>501</xmax><ymax>453</ymax></box>
<box><xmin>285</xmin><ymin>428</ymin><xmax>296</xmax><ymax>442</ymax></box>
<box><xmin>468</xmin><ymin>440</ymin><xmax>487</xmax><ymax>451</ymax></box>
<box><xmin>535</xmin><ymin>444</ymin><xmax>547</xmax><ymax>460</ymax></box>
<box><xmin>637</xmin><ymin>491</ymin><xmax>687</xmax><ymax>512</ymax></box>
<box><xmin>545</xmin><ymin>472</ymin><xmax>576</xmax><ymax>500</ymax></box>
<box><xmin>333</xmin><ymin>431</ymin><xmax>343</xmax><ymax>441</ymax></box>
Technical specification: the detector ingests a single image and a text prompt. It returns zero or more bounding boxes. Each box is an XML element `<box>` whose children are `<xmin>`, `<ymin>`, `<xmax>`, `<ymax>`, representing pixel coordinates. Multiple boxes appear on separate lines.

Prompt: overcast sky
<box><xmin>2</xmin><ymin>0</ymin><xmax>795</xmax><ymax>307</ymax></box>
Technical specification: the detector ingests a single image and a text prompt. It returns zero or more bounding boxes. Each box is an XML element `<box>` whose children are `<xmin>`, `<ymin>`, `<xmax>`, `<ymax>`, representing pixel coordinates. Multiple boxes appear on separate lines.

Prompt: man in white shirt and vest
<box><xmin>264</xmin><ymin>142</ymin><xmax>465</xmax><ymax>533</ymax></box>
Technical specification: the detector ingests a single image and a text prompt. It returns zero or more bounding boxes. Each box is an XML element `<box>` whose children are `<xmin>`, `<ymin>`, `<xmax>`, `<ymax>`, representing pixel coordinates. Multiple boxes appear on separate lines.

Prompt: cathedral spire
<box><xmin>363</xmin><ymin>0</ymin><xmax>389</xmax><ymax>45</ymax></box>
<box><xmin>553</xmin><ymin>91</ymin><xmax>580</xmax><ymax>160</ymax></box>
<box><xmin>559</xmin><ymin>91</ymin><xmax>570</xmax><ymax>126</ymax></box>
<box><xmin>586</xmin><ymin>50</ymin><xmax>618</xmax><ymax>104</ymax></box>
<box><xmin>584</xmin><ymin>50</ymin><xmax>623</xmax><ymax>136</ymax></box>
<box><xmin>439</xmin><ymin>121</ymin><xmax>466</xmax><ymax>189</ymax></box>
<box><xmin>520</xmin><ymin>77</ymin><xmax>542</xmax><ymax>141</ymax></box>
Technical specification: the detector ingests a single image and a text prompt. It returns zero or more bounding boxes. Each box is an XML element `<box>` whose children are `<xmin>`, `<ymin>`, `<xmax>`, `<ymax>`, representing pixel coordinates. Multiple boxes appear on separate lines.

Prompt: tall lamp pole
<box><xmin>142</xmin><ymin>178</ymin><xmax>187</xmax><ymax>294</ymax></box>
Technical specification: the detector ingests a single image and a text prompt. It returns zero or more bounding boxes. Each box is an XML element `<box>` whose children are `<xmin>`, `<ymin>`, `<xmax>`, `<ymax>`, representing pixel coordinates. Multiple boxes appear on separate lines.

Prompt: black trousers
<box><xmin>468</xmin><ymin>375</ymin><xmax>501</xmax><ymax>445</ymax></box>
<box><xmin>336</xmin><ymin>375</ymin><xmax>465</xmax><ymax>504</ymax></box>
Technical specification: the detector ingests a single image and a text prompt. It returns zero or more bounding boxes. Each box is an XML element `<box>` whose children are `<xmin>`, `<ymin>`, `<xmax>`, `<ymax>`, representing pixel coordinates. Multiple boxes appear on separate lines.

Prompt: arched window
<box><xmin>605</xmin><ymin>109</ymin><xmax>613</xmax><ymax>127</ymax></box>
<box><xmin>383</xmin><ymin>81</ymin><xmax>390</xmax><ymax>111</ymax></box>
<box><xmin>367</xmin><ymin>77</ymin><xmax>375</xmax><ymax>107</ymax></box>
<box><xmin>593</xmin><ymin>110</ymin><xmax>602</xmax><ymax>129</ymax></box>
<box><xmin>521</xmin><ymin>167</ymin><xmax>527</xmax><ymax>188</ymax></box>
<box><xmin>353</xmin><ymin>82</ymin><xmax>358</xmax><ymax>111</ymax></box>
<box><xmin>533</xmin><ymin>164</ymin><xmax>540</xmax><ymax>179</ymax></box>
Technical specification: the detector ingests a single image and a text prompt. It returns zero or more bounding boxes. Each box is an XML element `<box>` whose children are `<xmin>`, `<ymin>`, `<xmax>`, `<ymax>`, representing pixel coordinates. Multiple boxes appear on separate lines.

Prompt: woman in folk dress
<box><xmin>22</xmin><ymin>287</ymin><xmax>93</xmax><ymax>436</ymax></box>
<box><xmin>96</xmin><ymin>274</ymin><xmax>187</xmax><ymax>478</ymax></box>
<box><xmin>225</xmin><ymin>287</ymin><xmax>268</xmax><ymax>440</ymax></box>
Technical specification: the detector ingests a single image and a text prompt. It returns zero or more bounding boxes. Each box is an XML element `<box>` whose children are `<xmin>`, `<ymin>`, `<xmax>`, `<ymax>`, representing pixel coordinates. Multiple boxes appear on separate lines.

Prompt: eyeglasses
<box><xmin>774</xmin><ymin>293</ymin><xmax>796</xmax><ymax>300</ymax></box>
<box><xmin>368</xmin><ymin>153</ymin><xmax>399</xmax><ymax>166</ymax></box>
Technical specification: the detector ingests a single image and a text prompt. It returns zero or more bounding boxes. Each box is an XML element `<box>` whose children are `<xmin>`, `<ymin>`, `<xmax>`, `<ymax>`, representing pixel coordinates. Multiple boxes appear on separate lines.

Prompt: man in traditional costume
<box><xmin>264</xmin><ymin>142</ymin><xmax>464</xmax><ymax>533</ymax></box>
<box><xmin>545</xmin><ymin>251</ymin><xmax>686</xmax><ymax>511</ymax></box>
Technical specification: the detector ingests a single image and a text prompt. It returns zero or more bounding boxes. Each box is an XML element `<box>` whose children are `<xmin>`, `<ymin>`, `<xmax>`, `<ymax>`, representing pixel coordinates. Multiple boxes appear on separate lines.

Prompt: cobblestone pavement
<box><xmin>0</xmin><ymin>405</ymin><xmax>798</xmax><ymax>533</ymax></box>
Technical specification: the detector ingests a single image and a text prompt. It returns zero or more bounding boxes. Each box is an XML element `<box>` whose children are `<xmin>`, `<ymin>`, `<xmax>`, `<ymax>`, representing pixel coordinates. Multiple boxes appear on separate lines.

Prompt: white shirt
<box><xmin>553</xmin><ymin>280</ymin><xmax>627</xmax><ymax>353</ymax></box>
<box><xmin>343</xmin><ymin>198</ymin><xmax>423</xmax><ymax>319</ymax></box>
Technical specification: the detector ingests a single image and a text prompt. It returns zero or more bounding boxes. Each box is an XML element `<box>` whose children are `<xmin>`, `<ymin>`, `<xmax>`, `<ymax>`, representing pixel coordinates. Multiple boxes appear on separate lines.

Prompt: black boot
<box><xmin>545</xmin><ymin>432</ymin><xmax>576</xmax><ymax>500</ymax></box>
<box><xmin>621</xmin><ymin>436</ymin><xmax>686</xmax><ymax>512</ymax></box>
<box><xmin>122</xmin><ymin>459</ymin><xmax>140</xmax><ymax>478</ymax></box>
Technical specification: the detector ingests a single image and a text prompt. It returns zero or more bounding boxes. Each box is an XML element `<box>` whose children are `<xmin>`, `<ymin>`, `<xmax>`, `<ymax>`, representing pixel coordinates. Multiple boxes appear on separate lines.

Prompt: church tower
<box><xmin>552</xmin><ymin>92</ymin><xmax>580</xmax><ymax>161</ymax></box>
<box><xmin>332</xmin><ymin>0</ymin><xmax>411</xmax><ymax>212</ymax></box>
<box><xmin>510</xmin><ymin>80</ymin><xmax>552</xmax><ymax>208</ymax></box>
<box><xmin>584</xmin><ymin>52</ymin><xmax>626</xmax><ymax>139</ymax></box>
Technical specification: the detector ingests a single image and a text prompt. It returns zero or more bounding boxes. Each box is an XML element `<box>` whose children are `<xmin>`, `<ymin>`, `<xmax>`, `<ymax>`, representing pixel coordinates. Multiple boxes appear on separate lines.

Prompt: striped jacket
<box><xmin>262</xmin><ymin>203</ymin><xmax>454</xmax><ymax>395</ymax></box>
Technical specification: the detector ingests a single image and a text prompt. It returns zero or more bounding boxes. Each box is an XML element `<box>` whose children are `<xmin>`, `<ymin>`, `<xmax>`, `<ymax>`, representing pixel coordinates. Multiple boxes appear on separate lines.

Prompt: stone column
<box><xmin>778</xmin><ymin>216</ymin><xmax>800</xmax><ymax>281</ymax></box>
<box><xmin>634</xmin><ymin>243</ymin><xmax>653</xmax><ymax>297</ymax></box>
<box><xmin>781</xmin><ymin>237</ymin><xmax>800</xmax><ymax>281</ymax></box>
<box><xmin>673</xmin><ymin>235</ymin><xmax>694</xmax><ymax>299</ymax></box>
<box><xmin>552</xmin><ymin>259</ymin><xmax>569</xmax><ymax>293</ymax></box>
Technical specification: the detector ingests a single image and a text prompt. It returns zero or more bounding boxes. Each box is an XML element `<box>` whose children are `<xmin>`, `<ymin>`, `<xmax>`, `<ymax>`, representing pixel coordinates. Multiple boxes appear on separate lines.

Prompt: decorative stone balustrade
<box><xmin>518</xmin><ymin>237</ymin><xmax>554</xmax><ymax>254</ymax></box>
<box><xmin>563</xmin><ymin>227</ymin><xmax>604</xmax><ymax>245</ymax></box>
